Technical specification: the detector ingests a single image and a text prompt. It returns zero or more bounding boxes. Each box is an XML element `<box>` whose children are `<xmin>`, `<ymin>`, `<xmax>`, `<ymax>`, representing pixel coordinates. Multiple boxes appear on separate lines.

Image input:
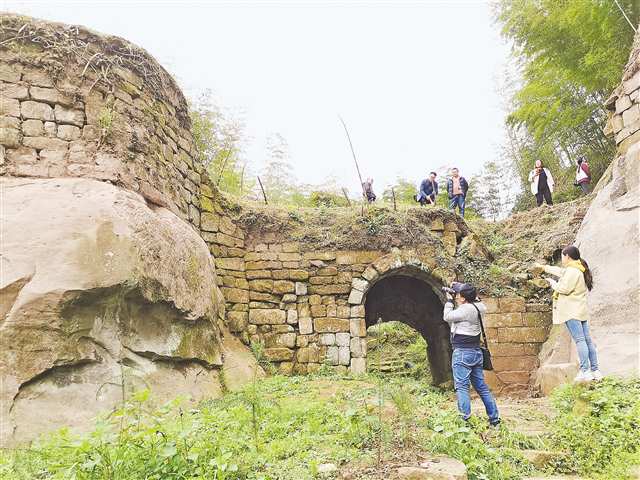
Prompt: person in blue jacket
<box><xmin>447</xmin><ymin>167</ymin><xmax>469</xmax><ymax>217</ymax></box>
<box><xmin>417</xmin><ymin>171</ymin><xmax>438</xmax><ymax>206</ymax></box>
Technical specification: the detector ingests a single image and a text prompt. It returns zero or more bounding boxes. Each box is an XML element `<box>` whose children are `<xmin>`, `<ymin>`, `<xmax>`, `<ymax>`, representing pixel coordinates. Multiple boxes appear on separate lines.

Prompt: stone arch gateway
<box><xmin>362</xmin><ymin>267</ymin><xmax>452</xmax><ymax>385</ymax></box>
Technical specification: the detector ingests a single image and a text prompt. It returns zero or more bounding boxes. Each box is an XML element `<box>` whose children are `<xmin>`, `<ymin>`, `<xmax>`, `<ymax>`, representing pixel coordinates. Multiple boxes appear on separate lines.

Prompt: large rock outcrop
<box><xmin>535</xmin><ymin>25</ymin><xmax>640</xmax><ymax>394</ymax></box>
<box><xmin>0</xmin><ymin>177</ymin><xmax>246</xmax><ymax>445</ymax></box>
<box><xmin>0</xmin><ymin>14</ymin><xmax>261</xmax><ymax>446</ymax></box>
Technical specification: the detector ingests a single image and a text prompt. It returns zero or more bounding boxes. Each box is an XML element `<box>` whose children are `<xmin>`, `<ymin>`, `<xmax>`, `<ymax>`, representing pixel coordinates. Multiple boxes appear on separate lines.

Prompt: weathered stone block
<box><xmin>215</xmin><ymin>257</ymin><xmax>245</xmax><ymax>272</ymax></box>
<box><xmin>498</xmin><ymin>326</ymin><xmax>549</xmax><ymax>343</ymax></box>
<box><xmin>623</xmin><ymin>103</ymin><xmax>640</xmax><ymax>127</ymax></box>
<box><xmin>350</xmin><ymin>337</ymin><xmax>366</xmax><ymax>357</ymax></box>
<box><xmin>350</xmin><ymin>357</ymin><xmax>366</xmax><ymax>375</ymax></box>
<box><xmin>482</xmin><ymin>297</ymin><xmax>499</xmax><ymax>314</ymax></box>
<box><xmin>336</xmin><ymin>305</ymin><xmax>350</xmax><ymax>318</ymax></box>
<box><xmin>304</xmin><ymin>251</ymin><xmax>336</xmax><ymax>261</ymax></box>
<box><xmin>3</xmin><ymin>84</ymin><xmax>28</xmax><ymax>100</ymax></box>
<box><xmin>21</xmin><ymin>119</ymin><xmax>43</xmax><ymax>137</ymax></box>
<box><xmin>297</xmin><ymin>303</ymin><xmax>311</xmax><ymax>317</ymax></box>
<box><xmin>249</xmin><ymin>308</ymin><xmax>286</xmax><ymax>325</ymax></box>
<box><xmin>227</xmin><ymin>311</ymin><xmax>248</xmax><ymax>332</ymax></box>
<box><xmin>310</xmin><ymin>304</ymin><xmax>326</xmax><ymax>316</ymax></box>
<box><xmin>273</xmin><ymin>280</ymin><xmax>295</xmax><ymax>294</ymax></box>
<box><xmin>350</xmin><ymin>318</ymin><xmax>366</xmax><ymax>337</ymax></box>
<box><xmin>299</xmin><ymin>317</ymin><xmax>313</xmax><ymax>334</ymax></box>
<box><xmin>21</xmin><ymin>101</ymin><xmax>54</xmax><ymax>121</ymax></box>
<box><xmin>351</xmin><ymin>277</ymin><xmax>369</xmax><ymax>292</ymax></box>
<box><xmin>279</xmin><ymin>252</ymin><xmax>301</xmax><ymax>262</ymax></box>
<box><xmin>326</xmin><ymin>304</ymin><xmax>337</xmax><ymax>317</ymax></box>
<box><xmin>350</xmin><ymin>305</ymin><xmax>365</xmax><ymax>318</ymax></box>
<box><xmin>326</xmin><ymin>346</ymin><xmax>339</xmax><ymax>365</ymax></box>
<box><xmin>54</xmin><ymin>105</ymin><xmax>85</xmax><ymax>126</ymax></box>
<box><xmin>220</xmin><ymin>287</ymin><xmax>249</xmax><ymax>304</ymax></box>
<box><xmin>0</xmin><ymin>64</ymin><xmax>21</xmax><ymax>83</ymax></box>
<box><xmin>615</xmin><ymin>94</ymin><xmax>632</xmax><ymax>113</ymax></box>
<box><xmin>295</xmin><ymin>282</ymin><xmax>307</xmax><ymax>295</ymax></box>
<box><xmin>362</xmin><ymin>266</ymin><xmax>378</xmax><ymax>282</ymax></box>
<box><xmin>319</xmin><ymin>333</ymin><xmax>336</xmax><ymax>346</ymax></box>
<box><xmin>442</xmin><ymin>231</ymin><xmax>457</xmax><ymax>256</ymax></box>
<box><xmin>288</xmin><ymin>270</ymin><xmax>309</xmax><ymax>281</ymax></box>
<box><xmin>286</xmin><ymin>309</ymin><xmax>298</xmax><ymax>324</ymax></box>
<box><xmin>29</xmin><ymin>86</ymin><xmax>72</xmax><ymax>106</ymax></box>
<box><xmin>0</xmin><ymin>97</ymin><xmax>20</xmax><ymax>117</ymax></box>
<box><xmin>0</xmin><ymin>127</ymin><xmax>20</xmax><ymax>148</ymax></box>
<box><xmin>499</xmin><ymin>296</ymin><xmax>526</xmax><ymax>313</ymax></box>
<box><xmin>22</xmin><ymin>136</ymin><xmax>68</xmax><ymax>151</ymax></box>
<box><xmin>488</xmin><ymin>343</ymin><xmax>524</xmax><ymax>357</ymax></box>
<box><xmin>277</xmin><ymin>333</ymin><xmax>296</xmax><ymax>348</ymax></box>
<box><xmin>282</xmin><ymin>293</ymin><xmax>297</xmax><ymax>303</ymax></box>
<box><xmin>348</xmin><ymin>289</ymin><xmax>364</xmax><ymax>304</ymax></box>
<box><xmin>308</xmin><ymin>284</ymin><xmax>351</xmax><ymax>295</ymax></box>
<box><xmin>522</xmin><ymin>312</ymin><xmax>551</xmax><ymax>328</ymax></box>
<box><xmin>496</xmin><ymin>371</ymin><xmax>531</xmax><ymax>384</ymax></box>
<box><xmin>338</xmin><ymin>346</ymin><xmax>350</xmax><ymax>366</ymax></box>
<box><xmin>246</xmin><ymin>269</ymin><xmax>271</xmax><ymax>279</ymax></box>
<box><xmin>6</xmin><ymin>146</ymin><xmax>37</xmax><ymax>164</ymax></box>
<box><xmin>484</xmin><ymin>312</ymin><xmax>523</xmax><ymax>328</ymax></box>
<box><xmin>335</xmin><ymin>332</ymin><xmax>350</xmax><ymax>347</ymax></box>
<box><xmin>492</xmin><ymin>356</ymin><xmax>538</xmax><ymax>372</ymax></box>
<box><xmin>264</xmin><ymin>348</ymin><xmax>294</xmax><ymax>362</ymax></box>
<box><xmin>314</xmin><ymin>317</ymin><xmax>350</xmax><ymax>333</ymax></box>
<box><xmin>317</xmin><ymin>266</ymin><xmax>338</xmax><ymax>276</ymax></box>
<box><xmin>57</xmin><ymin>125</ymin><xmax>82</xmax><ymax>141</ymax></box>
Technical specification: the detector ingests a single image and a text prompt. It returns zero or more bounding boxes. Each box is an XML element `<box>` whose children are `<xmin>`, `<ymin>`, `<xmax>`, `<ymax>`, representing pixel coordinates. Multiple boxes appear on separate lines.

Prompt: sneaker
<box><xmin>591</xmin><ymin>370</ymin><xmax>604</xmax><ymax>381</ymax></box>
<box><xmin>574</xmin><ymin>370</ymin><xmax>594</xmax><ymax>383</ymax></box>
<box><xmin>489</xmin><ymin>419</ymin><xmax>501</xmax><ymax>428</ymax></box>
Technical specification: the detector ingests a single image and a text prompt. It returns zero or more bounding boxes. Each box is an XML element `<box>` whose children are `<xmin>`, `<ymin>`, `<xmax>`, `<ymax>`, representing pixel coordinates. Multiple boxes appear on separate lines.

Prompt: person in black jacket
<box><xmin>447</xmin><ymin>168</ymin><xmax>469</xmax><ymax>217</ymax></box>
<box><xmin>417</xmin><ymin>171</ymin><xmax>438</xmax><ymax>206</ymax></box>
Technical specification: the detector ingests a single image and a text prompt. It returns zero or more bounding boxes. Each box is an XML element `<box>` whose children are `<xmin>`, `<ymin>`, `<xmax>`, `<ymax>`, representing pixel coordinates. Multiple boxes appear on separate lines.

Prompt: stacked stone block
<box><xmin>482</xmin><ymin>297</ymin><xmax>551</xmax><ymax>393</ymax></box>
<box><xmin>605</xmin><ymin>28</ymin><xmax>640</xmax><ymax>155</ymax></box>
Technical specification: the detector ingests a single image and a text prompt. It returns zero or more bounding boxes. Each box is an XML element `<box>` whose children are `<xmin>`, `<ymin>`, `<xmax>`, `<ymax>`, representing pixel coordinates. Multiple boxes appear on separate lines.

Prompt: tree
<box><xmin>260</xmin><ymin>133</ymin><xmax>299</xmax><ymax>204</ymax></box>
<box><xmin>494</xmin><ymin>0</ymin><xmax>639</xmax><ymax>206</ymax></box>
<box><xmin>190</xmin><ymin>90</ymin><xmax>252</xmax><ymax>195</ymax></box>
<box><xmin>469</xmin><ymin>161</ymin><xmax>506</xmax><ymax>221</ymax></box>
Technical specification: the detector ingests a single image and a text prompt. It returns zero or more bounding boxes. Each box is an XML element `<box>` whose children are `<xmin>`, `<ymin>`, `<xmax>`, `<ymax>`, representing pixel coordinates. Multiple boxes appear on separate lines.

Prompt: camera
<box><xmin>441</xmin><ymin>286</ymin><xmax>456</xmax><ymax>295</ymax></box>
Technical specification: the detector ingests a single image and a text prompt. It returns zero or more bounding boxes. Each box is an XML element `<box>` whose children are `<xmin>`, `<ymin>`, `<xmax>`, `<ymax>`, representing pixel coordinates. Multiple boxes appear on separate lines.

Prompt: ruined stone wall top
<box><xmin>604</xmin><ymin>23</ymin><xmax>640</xmax><ymax>154</ymax></box>
<box><xmin>0</xmin><ymin>14</ymin><xmax>215</xmax><ymax>225</ymax></box>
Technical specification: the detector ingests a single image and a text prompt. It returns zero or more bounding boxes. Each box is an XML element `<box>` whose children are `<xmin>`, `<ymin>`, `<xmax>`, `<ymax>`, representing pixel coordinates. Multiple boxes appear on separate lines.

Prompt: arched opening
<box><xmin>364</xmin><ymin>272</ymin><xmax>452</xmax><ymax>385</ymax></box>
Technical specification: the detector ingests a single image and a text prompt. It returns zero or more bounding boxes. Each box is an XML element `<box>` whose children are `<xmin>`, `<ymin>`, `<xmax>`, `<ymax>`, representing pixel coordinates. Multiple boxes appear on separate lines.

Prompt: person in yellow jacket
<box><xmin>535</xmin><ymin>245</ymin><xmax>602</xmax><ymax>383</ymax></box>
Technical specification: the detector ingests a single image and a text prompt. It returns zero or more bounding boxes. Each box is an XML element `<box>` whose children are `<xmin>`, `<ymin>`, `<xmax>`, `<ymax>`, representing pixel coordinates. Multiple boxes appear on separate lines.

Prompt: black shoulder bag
<box><xmin>471</xmin><ymin>303</ymin><xmax>493</xmax><ymax>371</ymax></box>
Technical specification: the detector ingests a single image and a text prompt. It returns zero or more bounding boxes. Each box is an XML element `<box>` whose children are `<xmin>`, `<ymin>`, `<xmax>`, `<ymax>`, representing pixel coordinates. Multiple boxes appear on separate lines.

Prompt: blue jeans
<box><xmin>565</xmin><ymin>319</ymin><xmax>599</xmax><ymax>372</ymax></box>
<box><xmin>452</xmin><ymin>348</ymin><xmax>499</xmax><ymax>424</ymax></box>
<box><xmin>449</xmin><ymin>194</ymin><xmax>465</xmax><ymax>216</ymax></box>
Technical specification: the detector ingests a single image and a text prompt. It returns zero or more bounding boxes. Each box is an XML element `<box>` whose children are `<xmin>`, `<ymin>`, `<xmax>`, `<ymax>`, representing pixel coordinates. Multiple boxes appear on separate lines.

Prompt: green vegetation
<box><xmin>2</xmin><ymin>372</ymin><xmax>639</xmax><ymax>479</ymax></box>
<box><xmin>494</xmin><ymin>0</ymin><xmax>640</xmax><ymax>211</ymax></box>
<box><xmin>549</xmin><ymin>378</ymin><xmax>640</xmax><ymax>479</ymax></box>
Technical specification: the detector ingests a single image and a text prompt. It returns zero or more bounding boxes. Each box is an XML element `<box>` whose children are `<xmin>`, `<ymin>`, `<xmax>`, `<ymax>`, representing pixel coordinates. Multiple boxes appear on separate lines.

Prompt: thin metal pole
<box><xmin>614</xmin><ymin>0</ymin><xmax>637</xmax><ymax>32</ymax></box>
<box><xmin>391</xmin><ymin>187</ymin><xmax>397</xmax><ymax>211</ymax></box>
<box><xmin>341</xmin><ymin>187</ymin><xmax>352</xmax><ymax>206</ymax></box>
<box><xmin>338</xmin><ymin>115</ymin><xmax>367</xmax><ymax>201</ymax></box>
<box><xmin>257</xmin><ymin>176</ymin><xmax>268</xmax><ymax>205</ymax></box>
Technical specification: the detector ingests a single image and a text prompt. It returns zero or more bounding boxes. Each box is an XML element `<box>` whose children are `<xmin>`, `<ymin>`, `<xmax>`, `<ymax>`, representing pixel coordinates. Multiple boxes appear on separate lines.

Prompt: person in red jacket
<box><xmin>575</xmin><ymin>157</ymin><xmax>591</xmax><ymax>195</ymax></box>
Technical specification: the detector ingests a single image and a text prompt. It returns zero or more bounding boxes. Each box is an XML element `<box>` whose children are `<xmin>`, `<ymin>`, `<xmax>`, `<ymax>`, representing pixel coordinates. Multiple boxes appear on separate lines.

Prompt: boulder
<box><xmin>398</xmin><ymin>456</ymin><xmax>467</xmax><ymax>479</ymax></box>
<box><xmin>0</xmin><ymin>178</ymin><xmax>255</xmax><ymax>446</ymax></box>
<box><xmin>536</xmin><ymin>142</ymin><xmax>640</xmax><ymax>392</ymax></box>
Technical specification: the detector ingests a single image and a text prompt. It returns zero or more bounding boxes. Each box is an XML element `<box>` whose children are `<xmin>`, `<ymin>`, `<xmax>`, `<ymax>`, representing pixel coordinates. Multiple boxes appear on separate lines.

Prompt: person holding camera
<box><xmin>443</xmin><ymin>282</ymin><xmax>500</xmax><ymax>426</ymax></box>
<box><xmin>528</xmin><ymin>160</ymin><xmax>554</xmax><ymax>206</ymax></box>
<box><xmin>535</xmin><ymin>245</ymin><xmax>602</xmax><ymax>383</ymax></box>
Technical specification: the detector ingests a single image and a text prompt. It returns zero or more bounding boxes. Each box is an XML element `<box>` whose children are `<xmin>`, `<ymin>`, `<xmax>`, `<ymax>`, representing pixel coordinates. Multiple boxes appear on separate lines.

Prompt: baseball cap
<box><xmin>451</xmin><ymin>282</ymin><xmax>477</xmax><ymax>301</ymax></box>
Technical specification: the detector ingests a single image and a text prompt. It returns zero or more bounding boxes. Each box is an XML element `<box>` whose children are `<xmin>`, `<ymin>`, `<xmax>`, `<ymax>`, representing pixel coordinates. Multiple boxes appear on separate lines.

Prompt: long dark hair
<box><xmin>562</xmin><ymin>245</ymin><xmax>593</xmax><ymax>290</ymax></box>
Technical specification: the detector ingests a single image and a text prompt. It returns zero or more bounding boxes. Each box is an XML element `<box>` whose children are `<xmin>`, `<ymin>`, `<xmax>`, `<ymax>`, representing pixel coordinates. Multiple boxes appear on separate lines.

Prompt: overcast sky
<box><xmin>5</xmin><ymin>0</ymin><xmax>511</xmax><ymax>196</ymax></box>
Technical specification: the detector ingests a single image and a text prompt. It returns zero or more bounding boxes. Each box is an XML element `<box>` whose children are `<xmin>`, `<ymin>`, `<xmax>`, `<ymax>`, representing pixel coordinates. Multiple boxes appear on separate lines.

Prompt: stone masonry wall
<box><xmin>1</xmin><ymin>14</ymin><xmax>553</xmax><ymax>395</ymax></box>
<box><xmin>604</xmin><ymin>23</ymin><xmax>640</xmax><ymax>155</ymax></box>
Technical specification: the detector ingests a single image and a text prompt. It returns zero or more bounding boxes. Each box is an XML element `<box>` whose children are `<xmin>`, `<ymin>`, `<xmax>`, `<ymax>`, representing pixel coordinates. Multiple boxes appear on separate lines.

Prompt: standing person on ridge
<box><xmin>443</xmin><ymin>282</ymin><xmax>500</xmax><ymax>426</ymax></box>
<box><xmin>362</xmin><ymin>177</ymin><xmax>376</xmax><ymax>203</ymax></box>
<box><xmin>447</xmin><ymin>167</ymin><xmax>468</xmax><ymax>217</ymax></box>
<box><xmin>534</xmin><ymin>245</ymin><xmax>602</xmax><ymax>383</ymax></box>
<box><xmin>417</xmin><ymin>171</ymin><xmax>438</xmax><ymax>206</ymax></box>
<box><xmin>528</xmin><ymin>160</ymin><xmax>554</xmax><ymax>206</ymax></box>
<box><xmin>575</xmin><ymin>157</ymin><xmax>591</xmax><ymax>195</ymax></box>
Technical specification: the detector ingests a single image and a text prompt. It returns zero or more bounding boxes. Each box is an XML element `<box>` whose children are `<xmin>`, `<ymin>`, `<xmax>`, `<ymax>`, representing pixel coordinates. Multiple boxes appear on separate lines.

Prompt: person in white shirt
<box><xmin>528</xmin><ymin>160</ymin><xmax>554</xmax><ymax>206</ymax></box>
